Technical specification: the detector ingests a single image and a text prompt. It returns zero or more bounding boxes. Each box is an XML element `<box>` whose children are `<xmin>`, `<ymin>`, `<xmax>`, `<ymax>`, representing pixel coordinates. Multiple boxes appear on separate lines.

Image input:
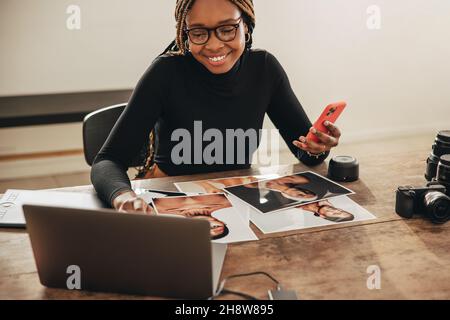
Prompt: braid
<box><xmin>169</xmin><ymin>0</ymin><xmax>256</xmax><ymax>56</ymax></box>
<box><xmin>173</xmin><ymin>0</ymin><xmax>196</xmax><ymax>55</ymax></box>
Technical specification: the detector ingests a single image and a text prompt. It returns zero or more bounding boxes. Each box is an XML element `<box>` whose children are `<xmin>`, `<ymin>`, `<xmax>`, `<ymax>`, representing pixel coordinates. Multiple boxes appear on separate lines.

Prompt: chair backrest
<box><xmin>82</xmin><ymin>103</ymin><xmax>148</xmax><ymax>167</ymax></box>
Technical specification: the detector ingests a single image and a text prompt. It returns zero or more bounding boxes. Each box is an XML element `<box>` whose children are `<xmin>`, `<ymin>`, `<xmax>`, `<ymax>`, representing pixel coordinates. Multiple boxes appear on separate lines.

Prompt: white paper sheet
<box><xmin>0</xmin><ymin>189</ymin><xmax>108</xmax><ymax>227</ymax></box>
<box><xmin>247</xmin><ymin>195</ymin><xmax>376</xmax><ymax>234</ymax></box>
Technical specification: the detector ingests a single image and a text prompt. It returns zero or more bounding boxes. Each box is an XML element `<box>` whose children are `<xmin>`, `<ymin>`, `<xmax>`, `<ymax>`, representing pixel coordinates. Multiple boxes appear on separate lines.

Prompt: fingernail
<box><xmin>299</xmin><ymin>136</ymin><xmax>306</xmax><ymax>142</ymax></box>
<box><xmin>324</xmin><ymin>121</ymin><xmax>330</xmax><ymax>126</ymax></box>
<box><xmin>310</xmin><ymin>127</ymin><xmax>316</xmax><ymax>133</ymax></box>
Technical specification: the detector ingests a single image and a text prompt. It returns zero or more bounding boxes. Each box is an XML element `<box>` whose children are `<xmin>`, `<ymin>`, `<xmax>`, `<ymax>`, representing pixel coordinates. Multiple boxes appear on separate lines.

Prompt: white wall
<box><xmin>256</xmin><ymin>0</ymin><xmax>450</xmax><ymax>142</ymax></box>
<box><xmin>1</xmin><ymin>0</ymin><xmax>450</xmax><ymax>177</ymax></box>
<box><xmin>0</xmin><ymin>0</ymin><xmax>173</xmax><ymax>95</ymax></box>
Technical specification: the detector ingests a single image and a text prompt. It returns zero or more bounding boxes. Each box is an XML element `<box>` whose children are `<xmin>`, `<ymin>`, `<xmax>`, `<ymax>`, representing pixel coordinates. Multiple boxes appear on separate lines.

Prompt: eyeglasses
<box><xmin>185</xmin><ymin>17</ymin><xmax>242</xmax><ymax>45</ymax></box>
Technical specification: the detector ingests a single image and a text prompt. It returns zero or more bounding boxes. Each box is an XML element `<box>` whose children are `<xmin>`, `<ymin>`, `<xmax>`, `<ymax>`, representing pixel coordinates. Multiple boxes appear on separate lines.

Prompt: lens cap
<box><xmin>328</xmin><ymin>155</ymin><xmax>359</xmax><ymax>182</ymax></box>
<box><xmin>437</xmin><ymin>130</ymin><xmax>450</xmax><ymax>144</ymax></box>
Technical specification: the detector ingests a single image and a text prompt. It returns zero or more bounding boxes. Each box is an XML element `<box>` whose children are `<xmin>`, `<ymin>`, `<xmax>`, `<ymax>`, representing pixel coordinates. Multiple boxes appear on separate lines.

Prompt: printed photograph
<box><xmin>152</xmin><ymin>193</ymin><xmax>258</xmax><ymax>243</ymax></box>
<box><xmin>224</xmin><ymin>171</ymin><xmax>353</xmax><ymax>213</ymax></box>
<box><xmin>174</xmin><ymin>173</ymin><xmax>280</xmax><ymax>194</ymax></box>
<box><xmin>138</xmin><ymin>189</ymin><xmax>187</xmax><ymax>214</ymax></box>
<box><xmin>249</xmin><ymin>196</ymin><xmax>376</xmax><ymax>234</ymax></box>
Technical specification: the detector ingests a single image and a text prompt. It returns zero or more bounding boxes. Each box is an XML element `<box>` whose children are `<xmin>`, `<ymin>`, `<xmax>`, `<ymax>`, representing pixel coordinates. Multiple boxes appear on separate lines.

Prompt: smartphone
<box><xmin>305</xmin><ymin>101</ymin><xmax>347</xmax><ymax>143</ymax></box>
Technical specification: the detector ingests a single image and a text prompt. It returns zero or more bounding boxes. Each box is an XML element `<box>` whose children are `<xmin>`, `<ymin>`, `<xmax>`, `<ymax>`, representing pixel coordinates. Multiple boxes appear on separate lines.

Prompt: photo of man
<box><xmin>246</xmin><ymin>174</ymin><xmax>318</xmax><ymax>202</ymax></box>
<box><xmin>225</xmin><ymin>171</ymin><xmax>353</xmax><ymax>213</ymax></box>
<box><xmin>299</xmin><ymin>200</ymin><xmax>355</xmax><ymax>222</ymax></box>
<box><xmin>247</xmin><ymin>196</ymin><xmax>375</xmax><ymax>234</ymax></box>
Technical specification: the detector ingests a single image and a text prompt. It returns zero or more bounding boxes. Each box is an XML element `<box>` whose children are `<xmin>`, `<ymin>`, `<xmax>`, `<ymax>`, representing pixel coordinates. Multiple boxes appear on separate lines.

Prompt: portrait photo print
<box><xmin>174</xmin><ymin>173</ymin><xmax>280</xmax><ymax>194</ymax></box>
<box><xmin>224</xmin><ymin>171</ymin><xmax>354</xmax><ymax>214</ymax></box>
<box><xmin>138</xmin><ymin>189</ymin><xmax>187</xmax><ymax>214</ymax></box>
<box><xmin>151</xmin><ymin>193</ymin><xmax>257</xmax><ymax>244</ymax></box>
<box><xmin>249</xmin><ymin>196</ymin><xmax>376</xmax><ymax>234</ymax></box>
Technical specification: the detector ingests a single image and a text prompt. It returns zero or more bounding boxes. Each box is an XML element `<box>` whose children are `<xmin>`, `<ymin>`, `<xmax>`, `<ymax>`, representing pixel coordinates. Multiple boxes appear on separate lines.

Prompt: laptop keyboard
<box><xmin>0</xmin><ymin>191</ymin><xmax>19</xmax><ymax>220</ymax></box>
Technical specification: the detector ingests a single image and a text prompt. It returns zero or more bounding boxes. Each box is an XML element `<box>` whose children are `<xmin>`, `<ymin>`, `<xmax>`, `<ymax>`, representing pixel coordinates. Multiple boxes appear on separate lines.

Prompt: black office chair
<box><xmin>82</xmin><ymin>103</ymin><xmax>149</xmax><ymax>168</ymax></box>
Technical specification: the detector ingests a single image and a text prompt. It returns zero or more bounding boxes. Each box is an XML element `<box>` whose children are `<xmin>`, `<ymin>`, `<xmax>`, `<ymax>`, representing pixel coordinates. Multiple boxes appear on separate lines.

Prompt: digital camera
<box><xmin>395</xmin><ymin>184</ymin><xmax>450</xmax><ymax>224</ymax></box>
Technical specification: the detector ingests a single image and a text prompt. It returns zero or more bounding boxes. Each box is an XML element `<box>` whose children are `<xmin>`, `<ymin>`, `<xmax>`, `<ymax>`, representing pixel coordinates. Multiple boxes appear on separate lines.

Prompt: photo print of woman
<box><xmin>152</xmin><ymin>193</ymin><xmax>257</xmax><ymax>243</ymax></box>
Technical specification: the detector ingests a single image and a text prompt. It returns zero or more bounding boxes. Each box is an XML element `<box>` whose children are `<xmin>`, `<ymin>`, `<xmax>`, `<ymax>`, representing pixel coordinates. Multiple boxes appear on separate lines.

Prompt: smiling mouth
<box><xmin>205</xmin><ymin>52</ymin><xmax>231</xmax><ymax>65</ymax></box>
<box><xmin>211</xmin><ymin>225</ymin><xmax>224</xmax><ymax>234</ymax></box>
<box><xmin>208</xmin><ymin>54</ymin><xmax>226</xmax><ymax>62</ymax></box>
<box><xmin>180</xmin><ymin>208</ymin><xmax>213</xmax><ymax>217</ymax></box>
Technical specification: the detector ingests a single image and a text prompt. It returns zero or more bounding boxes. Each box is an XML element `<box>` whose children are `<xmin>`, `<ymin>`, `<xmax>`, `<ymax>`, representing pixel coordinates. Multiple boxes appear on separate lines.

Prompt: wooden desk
<box><xmin>1</xmin><ymin>136</ymin><xmax>449</xmax><ymax>299</ymax></box>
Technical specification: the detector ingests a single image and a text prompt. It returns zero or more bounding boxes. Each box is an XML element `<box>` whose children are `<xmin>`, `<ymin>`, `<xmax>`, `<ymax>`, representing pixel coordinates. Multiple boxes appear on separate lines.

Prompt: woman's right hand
<box><xmin>112</xmin><ymin>190</ymin><xmax>153</xmax><ymax>214</ymax></box>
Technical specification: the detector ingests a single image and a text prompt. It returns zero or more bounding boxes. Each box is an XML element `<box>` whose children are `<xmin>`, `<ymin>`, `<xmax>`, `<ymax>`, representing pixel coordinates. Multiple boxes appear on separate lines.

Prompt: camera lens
<box><xmin>426</xmin><ymin>130</ymin><xmax>450</xmax><ymax>181</ymax></box>
<box><xmin>433</xmin><ymin>130</ymin><xmax>450</xmax><ymax>157</ymax></box>
<box><xmin>423</xmin><ymin>191</ymin><xmax>450</xmax><ymax>224</ymax></box>
<box><xmin>436</xmin><ymin>154</ymin><xmax>450</xmax><ymax>196</ymax></box>
<box><xmin>437</xmin><ymin>154</ymin><xmax>450</xmax><ymax>181</ymax></box>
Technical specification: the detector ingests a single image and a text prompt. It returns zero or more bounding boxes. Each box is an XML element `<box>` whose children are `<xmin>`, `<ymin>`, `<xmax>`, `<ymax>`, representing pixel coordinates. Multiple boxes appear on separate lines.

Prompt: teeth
<box><xmin>208</xmin><ymin>55</ymin><xmax>226</xmax><ymax>62</ymax></box>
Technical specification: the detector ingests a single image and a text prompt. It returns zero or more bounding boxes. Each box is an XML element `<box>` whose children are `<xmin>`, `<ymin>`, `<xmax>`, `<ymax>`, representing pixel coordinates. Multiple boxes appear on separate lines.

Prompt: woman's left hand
<box><xmin>292</xmin><ymin>121</ymin><xmax>341</xmax><ymax>154</ymax></box>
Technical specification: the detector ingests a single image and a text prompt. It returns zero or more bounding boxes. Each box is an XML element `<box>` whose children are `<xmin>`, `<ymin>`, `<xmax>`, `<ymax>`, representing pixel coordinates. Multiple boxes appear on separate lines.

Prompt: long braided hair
<box><xmin>135</xmin><ymin>0</ymin><xmax>256</xmax><ymax>178</ymax></box>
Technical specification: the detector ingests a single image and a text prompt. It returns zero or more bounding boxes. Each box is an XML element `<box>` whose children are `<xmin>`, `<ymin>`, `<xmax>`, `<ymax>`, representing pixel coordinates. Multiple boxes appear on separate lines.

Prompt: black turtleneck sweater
<box><xmin>91</xmin><ymin>48</ymin><xmax>329</xmax><ymax>206</ymax></box>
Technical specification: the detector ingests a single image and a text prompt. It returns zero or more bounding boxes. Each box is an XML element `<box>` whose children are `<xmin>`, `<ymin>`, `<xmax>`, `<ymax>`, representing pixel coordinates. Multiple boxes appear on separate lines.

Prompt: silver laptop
<box><xmin>23</xmin><ymin>204</ymin><xmax>227</xmax><ymax>299</ymax></box>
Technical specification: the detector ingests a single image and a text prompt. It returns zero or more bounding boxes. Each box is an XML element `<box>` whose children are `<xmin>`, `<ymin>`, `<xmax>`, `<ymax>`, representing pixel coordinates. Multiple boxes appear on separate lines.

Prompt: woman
<box><xmin>153</xmin><ymin>194</ymin><xmax>231</xmax><ymax>239</ymax></box>
<box><xmin>91</xmin><ymin>0</ymin><xmax>342</xmax><ymax>213</ymax></box>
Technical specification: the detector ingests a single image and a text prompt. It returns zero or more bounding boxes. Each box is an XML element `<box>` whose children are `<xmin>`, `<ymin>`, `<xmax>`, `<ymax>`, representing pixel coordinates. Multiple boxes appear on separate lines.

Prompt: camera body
<box><xmin>397</xmin><ymin>130</ymin><xmax>450</xmax><ymax>224</ymax></box>
<box><xmin>395</xmin><ymin>184</ymin><xmax>450</xmax><ymax>224</ymax></box>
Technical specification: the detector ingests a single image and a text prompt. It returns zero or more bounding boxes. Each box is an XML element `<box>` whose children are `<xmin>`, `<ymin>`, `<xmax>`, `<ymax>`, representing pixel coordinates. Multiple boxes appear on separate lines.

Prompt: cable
<box><xmin>208</xmin><ymin>271</ymin><xmax>280</xmax><ymax>300</ymax></box>
<box><xmin>217</xmin><ymin>288</ymin><xmax>258</xmax><ymax>300</ymax></box>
